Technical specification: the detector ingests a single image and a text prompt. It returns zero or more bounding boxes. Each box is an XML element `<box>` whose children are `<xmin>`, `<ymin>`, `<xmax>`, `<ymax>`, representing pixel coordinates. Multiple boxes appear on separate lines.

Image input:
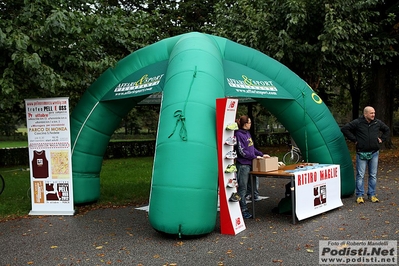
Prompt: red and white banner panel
<box><xmin>216</xmin><ymin>98</ymin><xmax>246</xmax><ymax>235</ymax></box>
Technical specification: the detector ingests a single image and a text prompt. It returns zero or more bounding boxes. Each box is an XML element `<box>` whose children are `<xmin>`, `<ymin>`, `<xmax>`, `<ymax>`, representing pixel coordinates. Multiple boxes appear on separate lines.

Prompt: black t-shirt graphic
<box><xmin>32</xmin><ymin>150</ymin><xmax>49</xmax><ymax>178</ymax></box>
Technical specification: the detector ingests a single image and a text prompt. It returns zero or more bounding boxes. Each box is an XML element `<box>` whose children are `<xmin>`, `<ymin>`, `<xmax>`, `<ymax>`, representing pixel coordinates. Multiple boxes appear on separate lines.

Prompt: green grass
<box><xmin>0</xmin><ymin>167</ymin><xmax>31</xmax><ymax>218</ymax></box>
<box><xmin>0</xmin><ymin>128</ymin><xmax>28</xmax><ymax>148</ymax></box>
<box><xmin>0</xmin><ymin>141</ymin><xmax>28</xmax><ymax>148</ymax></box>
<box><xmin>16</xmin><ymin>128</ymin><xmax>27</xmax><ymax>134</ymax></box>
<box><xmin>0</xmin><ymin>157</ymin><xmax>153</xmax><ymax>220</ymax></box>
<box><xmin>98</xmin><ymin>157</ymin><xmax>153</xmax><ymax>205</ymax></box>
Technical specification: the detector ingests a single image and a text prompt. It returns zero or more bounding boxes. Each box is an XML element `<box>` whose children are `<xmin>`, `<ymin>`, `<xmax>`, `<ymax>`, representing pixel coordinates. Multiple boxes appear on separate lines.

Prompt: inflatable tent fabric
<box><xmin>70</xmin><ymin>32</ymin><xmax>354</xmax><ymax>236</ymax></box>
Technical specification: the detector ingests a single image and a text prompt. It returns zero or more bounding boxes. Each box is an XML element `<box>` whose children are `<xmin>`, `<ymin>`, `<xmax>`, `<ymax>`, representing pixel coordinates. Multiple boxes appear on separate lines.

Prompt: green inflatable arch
<box><xmin>70</xmin><ymin>32</ymin><xmax>354</xmax><ymax>236</ymax></box>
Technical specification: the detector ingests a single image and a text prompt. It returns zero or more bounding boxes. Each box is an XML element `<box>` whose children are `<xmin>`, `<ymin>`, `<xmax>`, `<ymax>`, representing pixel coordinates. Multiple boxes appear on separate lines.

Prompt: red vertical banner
<box><xmin>216</xmin><ymin>98</ymin><xmax>246</xmax><ymax>235</ymax></box>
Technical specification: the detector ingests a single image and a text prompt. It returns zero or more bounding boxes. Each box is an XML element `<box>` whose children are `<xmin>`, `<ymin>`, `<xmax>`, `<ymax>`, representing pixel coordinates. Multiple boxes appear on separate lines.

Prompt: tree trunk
<box><xmin>347</xmin><ymin>68</ymin><xmax>362</xmax><ymax>120</ymax></box>
<box><xmin>370</xmin><ymin>63</ymin><xmax>394</xmax><ymax>149</ymax></box>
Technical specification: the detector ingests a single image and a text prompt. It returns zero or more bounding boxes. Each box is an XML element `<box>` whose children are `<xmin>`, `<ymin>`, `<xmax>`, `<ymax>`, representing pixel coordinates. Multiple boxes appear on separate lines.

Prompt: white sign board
<box><xmin>25</xmin><ymin>97</ymin><xmax>74</xmax><ymax>215</ymax></box>
<box><xmin>292</xmin><ymin>164</ymin><xmax>342</xmax><ymax>221</ymax></box>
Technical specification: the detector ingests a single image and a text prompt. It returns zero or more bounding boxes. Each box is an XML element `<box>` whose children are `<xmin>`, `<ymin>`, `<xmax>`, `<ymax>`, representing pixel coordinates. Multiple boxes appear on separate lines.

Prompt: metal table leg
<box><xmin>290</xmin><ymin>176</ymin><xmax>296</xmax><ymax>224</ymax></box>
<box><xmin>251</xmin><ymin>174</ymin><xmax>255</xmax><ymax>219</ymax></box>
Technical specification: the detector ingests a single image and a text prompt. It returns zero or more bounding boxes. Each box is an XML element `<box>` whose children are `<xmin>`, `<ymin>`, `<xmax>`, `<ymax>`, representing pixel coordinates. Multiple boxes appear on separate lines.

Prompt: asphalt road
<box><xmin>1</xmin><ymin>163</ymin><xmax>398</xmax><ymax>266</ymax></box>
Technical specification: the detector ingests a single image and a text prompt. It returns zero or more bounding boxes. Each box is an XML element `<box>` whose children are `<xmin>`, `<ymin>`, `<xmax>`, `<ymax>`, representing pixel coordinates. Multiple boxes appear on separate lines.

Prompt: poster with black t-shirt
<box><xmin>25</xmin><ymin>97</ymin><xmax>74</xmax><ymax>215</ymax></box>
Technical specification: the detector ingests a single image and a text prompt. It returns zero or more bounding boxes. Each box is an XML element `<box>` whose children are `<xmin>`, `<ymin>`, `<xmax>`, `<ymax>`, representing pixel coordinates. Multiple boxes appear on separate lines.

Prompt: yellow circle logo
<box><xmin>312</xmin><ymin>93</ymin><xmax>323</xmax><ymax>104</ymax></box>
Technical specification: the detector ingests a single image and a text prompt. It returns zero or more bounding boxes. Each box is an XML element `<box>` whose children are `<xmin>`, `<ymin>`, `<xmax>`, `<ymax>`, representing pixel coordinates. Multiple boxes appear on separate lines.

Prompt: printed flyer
<box><xmin>25</xmin><ymin>97</ymin><xmax>74</xmax><ymax>215</ymax></box>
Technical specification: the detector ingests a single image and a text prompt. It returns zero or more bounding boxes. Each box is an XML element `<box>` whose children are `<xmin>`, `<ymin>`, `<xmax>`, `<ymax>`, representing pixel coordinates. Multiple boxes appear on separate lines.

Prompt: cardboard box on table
<box><xmin>252</xmin><ymin>157</ymin><xmax>279</xmax><ymax>172</ymax></box>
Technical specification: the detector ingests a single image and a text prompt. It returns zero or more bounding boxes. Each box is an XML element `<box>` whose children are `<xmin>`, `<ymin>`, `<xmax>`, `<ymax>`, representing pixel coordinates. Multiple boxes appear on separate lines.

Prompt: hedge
<box><xmin>0</xmin><ymin>133</ymin><xmax>290</xmax><ymax>167</ymax></box>
<box><xmin>0</xmin><ymin>140</ymin><xmax>156</xmax><ymax>167</ymax></box>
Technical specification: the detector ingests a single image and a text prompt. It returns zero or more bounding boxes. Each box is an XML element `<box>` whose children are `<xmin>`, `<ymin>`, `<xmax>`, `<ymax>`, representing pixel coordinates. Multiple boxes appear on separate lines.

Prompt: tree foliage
<box><xmin>206</xmin><ymin>0</ymin><xmax>326</xmax><ymax>89</ymax></box>
<box><xmin>0</xmin><ymin>0</ymin><xmax>156</xmax><ymax>132</ymax></box>
<box><xmin>0</xmin><ymin>0</ymin><xmax>398</xmax><ymax>137</ymax></box>
<box><xmin>319</xmin><ymin>0</ymin><xmax>398</xmax><ymax>122</ymax></box>
<box><xmin>207</xmin><ymin>0</ymin><xmax>398</xmax><ymax>127</ymax></box>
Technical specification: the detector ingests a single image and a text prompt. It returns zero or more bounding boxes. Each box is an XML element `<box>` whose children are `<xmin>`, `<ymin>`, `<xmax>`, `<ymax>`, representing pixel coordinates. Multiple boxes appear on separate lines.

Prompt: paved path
<box><xmin>1</xmin><ymin>163</ymin><xmax>398</xmax><ymax>266</ymax></box>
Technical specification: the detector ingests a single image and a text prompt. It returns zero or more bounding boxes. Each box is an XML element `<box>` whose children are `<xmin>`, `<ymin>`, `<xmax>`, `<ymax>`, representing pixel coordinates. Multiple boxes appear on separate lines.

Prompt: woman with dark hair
<box><xmin>235</xmin><ymin>115</ymin><xmax>270</xmax><ymax>219</ymax></box>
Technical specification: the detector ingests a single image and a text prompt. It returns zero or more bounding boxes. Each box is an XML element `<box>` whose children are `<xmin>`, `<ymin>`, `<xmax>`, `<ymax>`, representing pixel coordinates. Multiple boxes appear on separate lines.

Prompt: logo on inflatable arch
<box><xmin>311</xmin><ymin>92</ymin><xmax>323</xmax><ymax>104</ymax></box>
<box><xmin>227</xmin><ymin>75</ymin><xmax>277</xmax><ymax>91</ymax></box>
<box><xmin>114</xmin><ymin>74</ymin><xmax>164</xmax><ymax>93</ymax></box>
<box><xmin>306</xmin><ymin>84</ymin><xmax>323</xmax><ymax>105</ymax></box>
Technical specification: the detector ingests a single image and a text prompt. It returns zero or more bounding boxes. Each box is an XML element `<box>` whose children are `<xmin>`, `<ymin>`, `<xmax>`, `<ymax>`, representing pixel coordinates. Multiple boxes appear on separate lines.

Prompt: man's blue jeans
<box><xmin>236</xmin><ymin>163</ymin><xmax>251</xmax><ymax>213</ymax></box>
<box><xmin>355</xmin><ymin>151</ymin><xmax>379</xmax><ymax>197</ymax></box>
